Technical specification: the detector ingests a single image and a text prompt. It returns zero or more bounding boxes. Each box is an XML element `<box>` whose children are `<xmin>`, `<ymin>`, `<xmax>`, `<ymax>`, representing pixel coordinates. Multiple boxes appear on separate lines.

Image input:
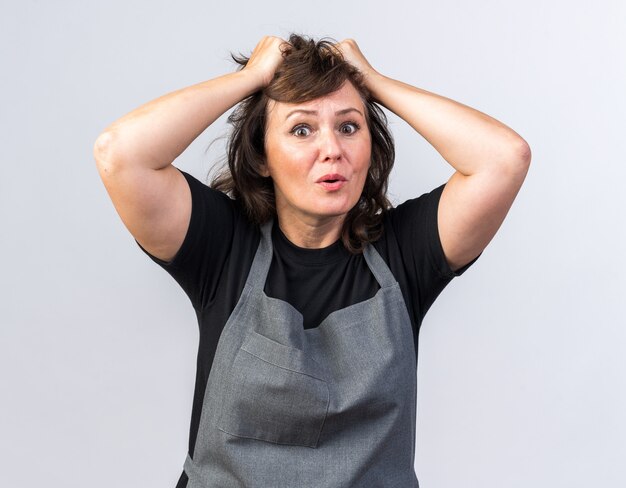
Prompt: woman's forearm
<box><xmin>94</xmin><ymin>69</ymin><xmax>263</xmax><ymax>171</ymax></box>
<box><xmin>367</xmin><ymin>73</ymin><xmax>530</xmax><ymax>176</ymax></box>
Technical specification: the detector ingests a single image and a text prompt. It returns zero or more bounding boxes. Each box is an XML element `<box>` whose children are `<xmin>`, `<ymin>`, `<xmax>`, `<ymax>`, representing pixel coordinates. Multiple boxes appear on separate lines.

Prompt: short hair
<box><xmin>210</xmin><ymin>33</ymin><xmax>395</xmax><ymax>253</ymax></box>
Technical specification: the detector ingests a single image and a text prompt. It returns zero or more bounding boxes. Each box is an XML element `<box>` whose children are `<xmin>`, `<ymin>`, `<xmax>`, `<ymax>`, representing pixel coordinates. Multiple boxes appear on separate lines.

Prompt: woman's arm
<box><xmin>93</xmin><ymin>36</ymin><xmax>286</xmax><ymax>263</ymax></box>
<box><xmin>94</xmin><ymin>36</ymin><xmax>285</xmax><ymax>171</ymax></box>
<box><xmin>338</xmin><ymin>39</ymin><xmax>531</xmax><ymax>272</ymax></box>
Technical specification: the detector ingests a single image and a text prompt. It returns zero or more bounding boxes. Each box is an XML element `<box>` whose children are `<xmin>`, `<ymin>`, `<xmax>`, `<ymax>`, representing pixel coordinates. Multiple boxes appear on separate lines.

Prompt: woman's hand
<box><xmin>243</xmin><ymin>36</ymin><xmax>288</xmax><ymax>88</ymax></box>
<box><xmin>335</xmin><ymin>39</ymin><xmax>382</xmax><ymax>89</ymax></box>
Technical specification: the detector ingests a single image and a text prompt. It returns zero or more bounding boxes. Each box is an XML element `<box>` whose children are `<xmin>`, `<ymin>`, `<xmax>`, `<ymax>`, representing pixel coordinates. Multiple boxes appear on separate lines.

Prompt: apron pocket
<box><xmin>217</xmin><ymin>329</ymin><xmax>329</xmax><ymax>448</ymax></box>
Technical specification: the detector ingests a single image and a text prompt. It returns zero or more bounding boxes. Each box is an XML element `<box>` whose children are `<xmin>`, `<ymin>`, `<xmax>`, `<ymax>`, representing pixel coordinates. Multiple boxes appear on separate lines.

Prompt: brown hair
<box><xmin>210</xmin><ymin>33</ymin><xmax>395</xmax><ymax>253</ymax></box>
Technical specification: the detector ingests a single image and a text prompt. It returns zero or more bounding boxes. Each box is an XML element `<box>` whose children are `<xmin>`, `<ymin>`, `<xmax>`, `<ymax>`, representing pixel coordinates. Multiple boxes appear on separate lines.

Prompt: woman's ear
<box><xmin>259</xmin><ymin>160</ymin><xmax>271</xmax><ymax>178</ymax></box>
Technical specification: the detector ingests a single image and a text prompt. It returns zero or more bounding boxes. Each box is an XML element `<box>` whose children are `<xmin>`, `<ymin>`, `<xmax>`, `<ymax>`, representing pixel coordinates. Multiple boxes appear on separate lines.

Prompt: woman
<box><xmin>94</xmin><ymin>34</ymin><xmax>530</xmax><ymax>488</ymax></box>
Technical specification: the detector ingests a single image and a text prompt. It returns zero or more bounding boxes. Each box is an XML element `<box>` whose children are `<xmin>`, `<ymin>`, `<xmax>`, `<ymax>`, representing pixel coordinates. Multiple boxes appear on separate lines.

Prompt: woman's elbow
<box><xmin>515</xmin><ymin>138</ymin><xmax>532</xmax><ymax>165</ymax></box>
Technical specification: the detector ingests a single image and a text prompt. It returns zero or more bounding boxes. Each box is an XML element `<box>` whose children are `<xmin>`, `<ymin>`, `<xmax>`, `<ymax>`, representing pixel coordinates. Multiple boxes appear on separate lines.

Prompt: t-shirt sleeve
<box><xmin>133</xmin><ymin>167</ymin><xmax>236</xmax><ymax>310</ymax></box>
<box><xmin>389</xmin><ymin>181</ymin><xmax>482</xmax><ymax>320</ymax></box>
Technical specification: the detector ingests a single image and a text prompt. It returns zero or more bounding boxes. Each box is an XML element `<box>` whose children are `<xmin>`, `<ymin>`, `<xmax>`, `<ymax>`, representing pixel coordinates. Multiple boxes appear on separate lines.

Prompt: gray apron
<box><xmin>183</xmin><ymin>220</ymin><xmax>419</xmax><ymax>487</ymax></box>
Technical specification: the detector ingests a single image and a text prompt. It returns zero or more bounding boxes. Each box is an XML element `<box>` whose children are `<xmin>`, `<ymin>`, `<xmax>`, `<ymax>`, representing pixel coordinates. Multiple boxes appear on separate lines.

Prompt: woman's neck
<box><xmin>276</xmin><ymin>212</ymin><xmax>344</xmax><ymax>249</ymax></box>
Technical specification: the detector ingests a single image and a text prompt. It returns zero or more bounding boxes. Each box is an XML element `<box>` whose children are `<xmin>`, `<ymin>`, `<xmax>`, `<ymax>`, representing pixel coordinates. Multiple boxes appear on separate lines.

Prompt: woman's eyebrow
<box><xmin>336</xmin><ymin>108</ymin><xmax>364</xmax><ymax>117</ymax></box>
<box><xmin>285</xmin><ymin>109</ymin><xmax>316</xmax><ymax>120</ymax></box>
<box><xmin>285</xmin><ymin>107</ymin><xmax>364</xmax><ymax>120</ymax></box>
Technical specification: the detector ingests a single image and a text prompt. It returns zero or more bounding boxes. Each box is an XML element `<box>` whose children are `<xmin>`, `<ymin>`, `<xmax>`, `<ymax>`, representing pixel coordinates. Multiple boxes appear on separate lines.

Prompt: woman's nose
<box><xmin>319</xmin><ymin>128</ymin><xmax>342</xmax><ymax>161</ymax></box>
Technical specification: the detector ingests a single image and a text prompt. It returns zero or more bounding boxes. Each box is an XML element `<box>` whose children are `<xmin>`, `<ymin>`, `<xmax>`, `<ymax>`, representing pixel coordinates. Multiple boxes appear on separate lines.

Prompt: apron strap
<box><xmin>363</xmin><ymin>242</ymin><xmax>397</xmax><ymax>289</ymax></box>
<box><xmin>242</xmin><ymin>219</ymin><xmax>274</xmax><ymax>290</ymax></box>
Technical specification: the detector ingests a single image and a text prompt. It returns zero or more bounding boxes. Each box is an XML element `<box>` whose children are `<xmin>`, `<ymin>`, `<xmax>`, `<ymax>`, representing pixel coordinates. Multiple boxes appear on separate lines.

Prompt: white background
<box><xmin>1</xmin><ymin>0</ymin><xmax>625</xmax><ymax>486</ymax></box>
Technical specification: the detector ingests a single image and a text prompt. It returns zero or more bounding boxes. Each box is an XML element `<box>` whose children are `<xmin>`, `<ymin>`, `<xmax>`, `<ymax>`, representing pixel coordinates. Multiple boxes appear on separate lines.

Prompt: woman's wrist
<box><xmin>231</xmin><ymin>68</ymin><xmax>267</xmax><ymax>97</ymax></box>
<box><xmin>362</xmin><ymin>70</ymin><xmax>389</xmax><ymax>105</ymax></box>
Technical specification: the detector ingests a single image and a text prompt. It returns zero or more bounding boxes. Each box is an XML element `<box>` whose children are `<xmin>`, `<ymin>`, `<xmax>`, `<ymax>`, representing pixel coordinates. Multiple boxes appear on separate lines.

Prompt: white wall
<box><xmin>1</xmin><ymin>0</ymin><xmax>624</xmax><ymax>486</ymax></box>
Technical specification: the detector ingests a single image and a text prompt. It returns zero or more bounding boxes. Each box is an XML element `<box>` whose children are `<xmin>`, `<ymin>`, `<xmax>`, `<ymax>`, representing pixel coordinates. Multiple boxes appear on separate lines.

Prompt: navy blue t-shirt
<box><xmin>135</xmin><ymin>167</ymin><xmax>481</xmax><ymax>488</ymax></box>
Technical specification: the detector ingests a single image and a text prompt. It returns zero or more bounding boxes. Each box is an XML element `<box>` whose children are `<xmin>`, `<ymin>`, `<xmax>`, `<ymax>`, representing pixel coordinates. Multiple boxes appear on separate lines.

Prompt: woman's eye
<box><xmin>291</xmin><ymin>125</ymin><xmax>311</xmax><ymax>137</ymax></box>
<box><xmin>340</xmin><ymin>122</ymin><xmax>360</xmax><ymax>134</ymax></box>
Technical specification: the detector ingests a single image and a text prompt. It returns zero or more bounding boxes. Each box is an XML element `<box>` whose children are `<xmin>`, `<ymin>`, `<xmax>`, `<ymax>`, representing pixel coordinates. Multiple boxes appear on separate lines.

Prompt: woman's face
<box><xmin>263</xmin><ymin>81</ymin><xmax>372</xmax><ymax>229</ymax></box>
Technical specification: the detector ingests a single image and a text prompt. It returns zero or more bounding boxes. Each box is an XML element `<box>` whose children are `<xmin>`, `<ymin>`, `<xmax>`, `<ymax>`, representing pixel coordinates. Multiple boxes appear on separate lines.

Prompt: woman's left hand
<box><xmin>335</xmin><ymin>39</ymin><xmax>381</xmax><ymax>88</ymax></box>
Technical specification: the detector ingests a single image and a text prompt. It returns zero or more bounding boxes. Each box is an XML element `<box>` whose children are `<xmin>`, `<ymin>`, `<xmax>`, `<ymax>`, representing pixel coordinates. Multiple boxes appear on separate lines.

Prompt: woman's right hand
<box><xmin>242</xmin><ymin>36</ymin><xmax>288</xmax><ymax>88</ymax></box>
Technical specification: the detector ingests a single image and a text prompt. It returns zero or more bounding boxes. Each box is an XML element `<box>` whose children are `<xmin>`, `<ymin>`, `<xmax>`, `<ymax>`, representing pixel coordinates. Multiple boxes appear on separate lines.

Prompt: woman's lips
<box><xmin>316</xmin><ymin>173</ymin><xmax>347</xmax><ymax>191</ymax></box>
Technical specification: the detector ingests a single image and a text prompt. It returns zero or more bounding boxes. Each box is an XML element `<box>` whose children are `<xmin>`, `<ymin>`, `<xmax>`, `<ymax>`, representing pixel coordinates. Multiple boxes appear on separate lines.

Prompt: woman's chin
<box><xmin>310</xmin><ymin>203</ymin><xmax>354</xmax><ymax>218</ymax></box>
<box><xmin>313</xmin><ymin>196</ymin><xmax>359</xmax><ymax>216</ymax></box>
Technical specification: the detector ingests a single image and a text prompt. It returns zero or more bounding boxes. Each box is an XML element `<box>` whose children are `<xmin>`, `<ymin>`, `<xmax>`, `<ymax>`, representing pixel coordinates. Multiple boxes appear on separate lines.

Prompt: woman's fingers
<box><xmin>337</xmin><ymin>39</ymin><xmax>384</xmax><ymax>94</ymax></box>
<box><xmin>244</xmin><ymin>36</ymin><xmax>289</xmax><ymax>87</ymax></box>
<box><xmin>336</xmin><ymin>39</ymin><xmax>379</xmax><ymax>83</ymax></box>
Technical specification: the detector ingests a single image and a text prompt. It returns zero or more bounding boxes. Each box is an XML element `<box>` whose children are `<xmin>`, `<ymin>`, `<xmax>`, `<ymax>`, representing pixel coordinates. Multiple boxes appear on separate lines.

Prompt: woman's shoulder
<box><xmin>136</xmin><ymin>167</ymin><xmax>261</xmax><ymax>310</ymax></box>
<box><xmin>177</xmin><ymin>168</ymin><xmax>237</xmax><ymax>207</ymax></box>
<box><xmin>178</xmin><ymin>167</ymin><xmax>260</xmax><ymax>229</ymax></box>
<box><xmin>142</xmin><ymin>167</ymin><xmax>260</xmax><ymax>266</ymax></box>
<box><xmin>385</xmin><ymin>183</ymin><xmax>447</xmax><ymax>221</ymax></box>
